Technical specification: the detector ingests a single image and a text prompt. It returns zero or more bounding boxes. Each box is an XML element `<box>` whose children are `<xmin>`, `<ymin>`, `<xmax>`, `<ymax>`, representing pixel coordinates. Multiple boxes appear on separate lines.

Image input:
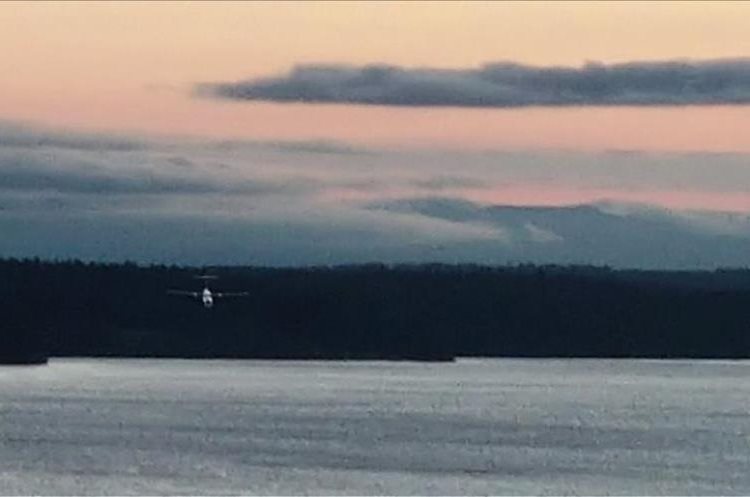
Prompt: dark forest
<box><xmin>2</xmin><ymin>258</ymin><xmax>750</xmax><ymax>363</ymax></box>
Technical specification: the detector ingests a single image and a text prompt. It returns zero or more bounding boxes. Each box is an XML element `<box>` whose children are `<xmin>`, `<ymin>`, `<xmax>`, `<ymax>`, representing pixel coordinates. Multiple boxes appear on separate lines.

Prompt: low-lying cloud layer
<box><xmin>3</xmin><ymin>123</ymin><xmax>750</xmax><ymax>268</ymax></box>
<box><xmin>200</xmin><ymin>58</ymin><xmax>750</xmax><ymax>108</ymax></box>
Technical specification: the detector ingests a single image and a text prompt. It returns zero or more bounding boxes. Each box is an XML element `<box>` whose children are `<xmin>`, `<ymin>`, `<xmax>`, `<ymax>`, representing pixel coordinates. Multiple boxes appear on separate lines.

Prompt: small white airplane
<box><xmin>167</xmin><ymin>275</ymin><xmax>249</xmax><ymax>309</ymax></box>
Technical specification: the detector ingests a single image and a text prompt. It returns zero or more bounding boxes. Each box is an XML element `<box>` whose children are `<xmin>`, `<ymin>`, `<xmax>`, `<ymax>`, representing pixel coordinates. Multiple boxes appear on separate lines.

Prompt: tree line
<box><xmin>2</xmin><ymin>258</ymin><xmax>749</xmax><ymax>362</ymax></box>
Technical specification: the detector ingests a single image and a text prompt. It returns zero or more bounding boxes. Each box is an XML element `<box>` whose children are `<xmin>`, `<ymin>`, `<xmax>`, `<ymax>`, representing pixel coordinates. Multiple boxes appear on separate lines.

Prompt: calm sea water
<box><xmin>1</xmin><ymin>358</ymin><xmax>749</xmax><ymax>495</ymax></box>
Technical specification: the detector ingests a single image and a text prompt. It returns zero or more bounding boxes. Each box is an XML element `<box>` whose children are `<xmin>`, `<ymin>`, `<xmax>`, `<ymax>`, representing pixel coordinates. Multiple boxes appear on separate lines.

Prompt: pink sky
<box><xmin>2</xmin><ymin>1</ymin><xmax>750</xmax><ymax>210</ymax></box>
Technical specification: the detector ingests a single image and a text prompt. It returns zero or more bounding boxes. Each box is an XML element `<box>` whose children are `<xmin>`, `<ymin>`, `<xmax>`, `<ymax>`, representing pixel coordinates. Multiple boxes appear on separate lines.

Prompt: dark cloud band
<box><xmin>0</xmin><ymin>122</ymin><xmax>146</xmax><ymax>151</ymax></box>
<box><xmin>199</xmin><ymin>59</ymin><xmax>750</xmax><ymax>108</ymax></box>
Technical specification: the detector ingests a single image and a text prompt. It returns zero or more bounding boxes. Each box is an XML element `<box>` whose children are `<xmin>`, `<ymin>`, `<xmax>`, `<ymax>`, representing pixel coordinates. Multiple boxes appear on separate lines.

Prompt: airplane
<box><xmin>167</xmin><ymin>275</ymin><xmax>249</xmax><ymax>309</ymax></box>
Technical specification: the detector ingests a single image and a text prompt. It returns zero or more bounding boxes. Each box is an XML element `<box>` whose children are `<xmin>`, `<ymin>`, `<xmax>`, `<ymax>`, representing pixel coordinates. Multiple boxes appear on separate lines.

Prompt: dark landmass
<box><xmin>0</xmin><ymin>354</ymin><xmax>48</xmax><ymax>365</ymax></box>
<box><xmin>1</xmin><ymin>324</ymin><xmax>49</xmax><ymax>364</ymax></box>
<box><xmin>2</xmin><ymin>258</ymin><xmax>750</xmax><ymax>362</ymax></box>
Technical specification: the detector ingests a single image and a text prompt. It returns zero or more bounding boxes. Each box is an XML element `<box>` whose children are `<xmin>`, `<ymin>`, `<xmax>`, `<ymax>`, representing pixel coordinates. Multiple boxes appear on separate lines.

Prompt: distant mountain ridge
<box><xmin>367</xmin><ymin>198</ymin><xmax>750</xmax><ymax>270</ymax></box>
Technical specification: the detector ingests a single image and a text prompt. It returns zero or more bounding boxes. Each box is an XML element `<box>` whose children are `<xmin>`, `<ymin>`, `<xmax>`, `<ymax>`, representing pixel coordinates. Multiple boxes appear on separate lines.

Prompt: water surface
<box><xmin>1</xmin><ymin>358</ymin><xmax>748</xmax><ymax>495</ymax></box>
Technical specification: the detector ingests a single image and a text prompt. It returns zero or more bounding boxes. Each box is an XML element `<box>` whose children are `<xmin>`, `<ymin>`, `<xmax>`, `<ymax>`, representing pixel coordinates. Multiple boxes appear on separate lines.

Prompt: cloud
<box><xmin>0</xmin><ymin>124</ymin><xmax>512</xmax><ymax>266</ymax></box>
<box><xmin>210</xmin><ymin>138</ymin><xmax>375</xmax><ymax>156</ymax></box>
<box><xmin>6</xmin><ymin>192</ymin><xmax>750</xmax><ymax>269</ymax></box>
<box><xmin>522</xmin><ymin>223</ymin><xmax>564</xmax><ymax>243</ymax></box>
<box><xmin>6</xmin><ymin>125</ymin><xmax>750</xmax><ymax>207</ymax></box>
<box><xmin>411</xmin><ymin>176</ymin><xmax>487</xmax><ymax>191</ymax></box>
<box><xmin>5</xmin><ymin>122</ymin><xmax>750</xmax><ymax>268</ymax></box>
<box><xmin>0</xmin><ymin>149</ymin><xmax>312</xmax><ymax>197</ymax></box>
<box><xmin>0</xmin><ymin>121</ymin><xmax>147</xmax><ymax>151</ymax></box>
<box><xmin>198</xmin><ymin>58</ymin><xmax>750</xmax><ymax>108</ymax></box>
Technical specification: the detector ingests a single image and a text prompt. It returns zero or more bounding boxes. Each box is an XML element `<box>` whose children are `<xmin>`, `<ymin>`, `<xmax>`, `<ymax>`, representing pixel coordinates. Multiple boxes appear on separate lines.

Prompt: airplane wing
<box><xmin>213</xmin><ymin>291</ymin><xmax>250</xmax><ymax>298</ymax></box>
<box><xmin>167</xmin><ymin>290</ymin><xmax>200</xmax><ymax>298</ymax></box>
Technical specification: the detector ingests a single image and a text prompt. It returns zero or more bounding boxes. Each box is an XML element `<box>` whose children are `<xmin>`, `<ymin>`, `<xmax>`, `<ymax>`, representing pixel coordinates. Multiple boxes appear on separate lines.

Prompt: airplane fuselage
<box><xmin>168</xmin><ymin>277</ymin><xmax>248</xmax><ymax>308</ymax></box>
<box><xmin>202</xmin><ymin>287</ymin><xmax>214</xmax><ymax>308</ymax></box>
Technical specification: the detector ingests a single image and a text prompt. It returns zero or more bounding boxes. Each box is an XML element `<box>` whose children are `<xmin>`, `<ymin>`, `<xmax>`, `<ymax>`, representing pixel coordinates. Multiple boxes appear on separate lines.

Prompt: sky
<box><xmin>3</xmin><ymin>1</ymin><xmax>750</xmax><ymax>267</ymax></box>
